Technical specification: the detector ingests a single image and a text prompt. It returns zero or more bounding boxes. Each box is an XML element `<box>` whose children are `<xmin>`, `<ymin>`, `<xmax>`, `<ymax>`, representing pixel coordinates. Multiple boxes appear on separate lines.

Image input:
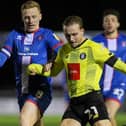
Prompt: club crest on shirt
<box><xmin>37</xmin><ymin>35</ymin><xmax>43</xmax><ymax>41</ymax></box>
<box><xmin>24</xmin><ymin>46</ymin><xmax>30</xmax><ymax>52</ymax></box>
<box><xmin>80</xmin><ymin>53</ymin><xmax>86</xmax><ymax>59</ymax></box>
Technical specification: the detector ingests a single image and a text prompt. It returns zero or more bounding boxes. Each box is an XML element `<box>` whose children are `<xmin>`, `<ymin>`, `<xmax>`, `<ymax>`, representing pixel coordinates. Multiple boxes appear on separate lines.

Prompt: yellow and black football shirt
<box><xmin>51</xmin><ymin>39</ymin><xmax>115</xmax><ymax>98</ymax></box>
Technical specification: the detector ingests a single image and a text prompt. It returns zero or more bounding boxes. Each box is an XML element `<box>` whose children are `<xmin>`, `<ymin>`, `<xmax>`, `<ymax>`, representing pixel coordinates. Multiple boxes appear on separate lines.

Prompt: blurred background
<box><xmin>0</xmin><ymin>0</ymin><xmax>126</xmax><ymax>31</ymax></box>
<box><xmin>0</xmin><ymin>0</ymin><xmax>126</xmax><ymax>125</ymax></box>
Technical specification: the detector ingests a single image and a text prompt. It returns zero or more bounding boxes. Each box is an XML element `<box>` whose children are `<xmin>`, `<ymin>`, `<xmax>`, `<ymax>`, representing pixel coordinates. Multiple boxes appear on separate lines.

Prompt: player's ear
<box><xmin>117</xmin><ymin>22</ymin><xmax>120</xmax><ymax>28</ymax></box>
<box><xmin>40</xmin><ymin>13</ymin><xmax>42</xmax><ymax>20</ymax></box>
<box><xmin>80</xmin><ymin>28</ymin><xmax>84</xmax><ymax>37</ymax></box>
<box><xmin>81</xmin><ymin>27</ymin><xmax>84</xmax><ymax>33</ymax></box>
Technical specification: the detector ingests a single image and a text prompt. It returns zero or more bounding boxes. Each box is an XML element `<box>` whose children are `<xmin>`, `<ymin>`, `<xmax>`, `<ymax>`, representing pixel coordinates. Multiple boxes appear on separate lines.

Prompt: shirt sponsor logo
<box><xmin>18</xmin><ymin>52</ymin><xmax>38</xmax><ymax>56</ymax></box>
<box><xmin>68</xmin><ymin>63</ymin><xmax>80</xmax><ymax>80</ymax></box>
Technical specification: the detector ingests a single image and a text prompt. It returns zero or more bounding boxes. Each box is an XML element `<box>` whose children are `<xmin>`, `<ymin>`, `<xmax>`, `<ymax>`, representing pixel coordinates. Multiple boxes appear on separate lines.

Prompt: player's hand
<box><xmin>44</xmin><ymin>62</ymin><xmax>53</xmax><ymax>72</ymax></box>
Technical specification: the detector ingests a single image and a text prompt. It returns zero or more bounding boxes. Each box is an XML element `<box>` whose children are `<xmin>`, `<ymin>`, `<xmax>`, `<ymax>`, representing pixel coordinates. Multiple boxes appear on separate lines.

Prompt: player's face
<box><xmin>103</xmin><ymin>14</ymin><xmax>120</xmax><ymax>34</ymax></box>
<box><xmin>63</xmin><ymin>23</ymin><xmax>84</xmax><ymax>48</ymax></box>
<box><xmin>22</xmin><ymin>7</ymin><xmax>42</xmax><ymax>33</ymax></box>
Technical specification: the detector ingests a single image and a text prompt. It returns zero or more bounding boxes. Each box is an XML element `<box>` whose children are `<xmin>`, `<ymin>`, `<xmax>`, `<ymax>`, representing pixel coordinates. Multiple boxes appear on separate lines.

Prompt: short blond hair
<box><xmin>21</xmin><ymin>0</ymin><xmax>41</xmax><ymax>13</ymax></box>
<box><xmin>63</xmin><ymin>16</ymin><xmax>84</xmax><ymax>29</ymax></box>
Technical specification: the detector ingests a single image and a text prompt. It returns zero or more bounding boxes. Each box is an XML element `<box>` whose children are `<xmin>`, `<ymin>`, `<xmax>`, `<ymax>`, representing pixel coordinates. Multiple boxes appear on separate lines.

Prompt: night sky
<box><xmin>0</xmin><ymin>0</ymin><xmax>125</xmax><ymax>31</ymax></box>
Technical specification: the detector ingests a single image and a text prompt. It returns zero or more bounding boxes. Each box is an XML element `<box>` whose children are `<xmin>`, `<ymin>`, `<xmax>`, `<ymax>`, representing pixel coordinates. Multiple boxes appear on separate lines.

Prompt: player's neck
<box><xmin>104</xmin><ymin>30</ymin><xmax>118</xmax><ymax>39</ymax></box>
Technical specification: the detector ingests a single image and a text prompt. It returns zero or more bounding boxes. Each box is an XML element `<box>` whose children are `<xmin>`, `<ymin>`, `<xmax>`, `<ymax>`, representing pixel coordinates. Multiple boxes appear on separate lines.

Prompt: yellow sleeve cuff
<box><xmin>27</xmin><ymin>64</ymin><xmax>50</xmax><ymax>76</ymax></box>
<box><xmin>114</xmin><ymin>59</ymin><xmax>126</xmax><ymax>74</ymax></box>
<box><xmin>27</xmin><ymin>64</ymin><xmax>43</xmax><ymax>75</ymax></box>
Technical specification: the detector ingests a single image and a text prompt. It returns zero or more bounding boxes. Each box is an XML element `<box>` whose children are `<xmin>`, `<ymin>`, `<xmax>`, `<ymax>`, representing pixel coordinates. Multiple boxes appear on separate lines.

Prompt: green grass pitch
<box><xmin>0</xmin><ymin>112</ymin><xmax>125</xmax><ymax>126</ymax></box>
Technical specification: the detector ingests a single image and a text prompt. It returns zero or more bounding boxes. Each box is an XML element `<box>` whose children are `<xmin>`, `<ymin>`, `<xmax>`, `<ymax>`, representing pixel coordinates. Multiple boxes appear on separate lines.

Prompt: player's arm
<box><xmin>46</xmin><ymin>48</ymin><xmax>64</xmax><ymax>76</ymax></box>
<box><xmin>27</xmin><ymin>61</ymin><xmax>63</xmax><ymax>77</ymax></box>
<box><xmin>0</xmin><ymin>52</ymin><xmax>8</xmax><ymax>67</ymax></box>
<box><xmin>46</xmin><ymin>30</ymin><xmax>63</xmax><ymax>54</ymax></box>
<box><xmin>97</xmin><ymin>43</ymin><xmax>126</xmax><ymax>73</ymax></box>
<box><xmin>27</xmin><ymin>48</ymin><xmax>64</xmax><ymax>76</ymax></box>
<box><xmin>105</xmin><ymin>56</ymin><xmax>126</xmax><ymax>74</ymax></box>
<box><xmin>0</xmin><ymin>30</ymin><xmax>16</xmax><ymax>67</ymax></box>
<box><xmin>93</xmin><ymin>42</ymin><xmax>126</xmax><ymax>73</ymax></box>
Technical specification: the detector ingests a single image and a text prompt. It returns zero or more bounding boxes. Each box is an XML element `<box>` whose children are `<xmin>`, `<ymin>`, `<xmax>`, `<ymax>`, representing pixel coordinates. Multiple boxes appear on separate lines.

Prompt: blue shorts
<box><xmin>18</xmin><ymin>92</ymin><xmax>52</xmax><ymax>116</ymax></box>
<box><xmin>17</xmin><ymin>75</ymin><xmax>52</xmax><ymax>116</ymax></box>
<box><xmin>102</xmin><ymin>85</ymin><xmax>126</xmax><ymax>104</ymax></box>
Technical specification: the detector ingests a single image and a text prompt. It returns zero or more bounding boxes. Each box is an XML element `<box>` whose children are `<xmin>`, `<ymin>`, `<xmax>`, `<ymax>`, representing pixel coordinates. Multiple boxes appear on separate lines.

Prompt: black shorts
<box><xmin>62</xmin><ymin>91</ymin><xmax>109</xmax><ymax>126</ymax></box>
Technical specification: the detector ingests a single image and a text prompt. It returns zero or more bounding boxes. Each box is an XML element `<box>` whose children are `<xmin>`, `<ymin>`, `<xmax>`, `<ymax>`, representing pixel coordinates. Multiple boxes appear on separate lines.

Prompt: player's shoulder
<box><xmin>39</xmin><ymin>27</ymin><xmax>54</xmax><ymax>34</ymax></box>
<box><xmin>61</xmin><ymin>43</ymin><xmax>69</xmax><ymax>49</ymax></box>
<box><xmin>92</xmin><ymin>33</ymin><xmax>104</xmax><ymax>40</ymax></box>
<box><xmin>119</xmin><ymin>32</ymin><xmax>126</xmax><ymax>38</ymax></box>
<box><xmin>86</xmin><ymin>39</ymin><xmax>101</xmax><ymax>47</ymax></box>
<box><xmin>12</xmin><ymin>26</ymin><xmax>25</xmax><ymax>33</ymax></box>
<box><xmin>38</xmin><ymin>27</ymin><xmax>59</xmax><ymax>40</ymax></box>
<box><xmin>59</xmin><ymin>43</ymin><xmax>70</xmax><ymax>53</ymax></box>
<box><xmin>6</xmin><ymin>28</ymin><xmax>23</xmax><ymax>38</ymax></box>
